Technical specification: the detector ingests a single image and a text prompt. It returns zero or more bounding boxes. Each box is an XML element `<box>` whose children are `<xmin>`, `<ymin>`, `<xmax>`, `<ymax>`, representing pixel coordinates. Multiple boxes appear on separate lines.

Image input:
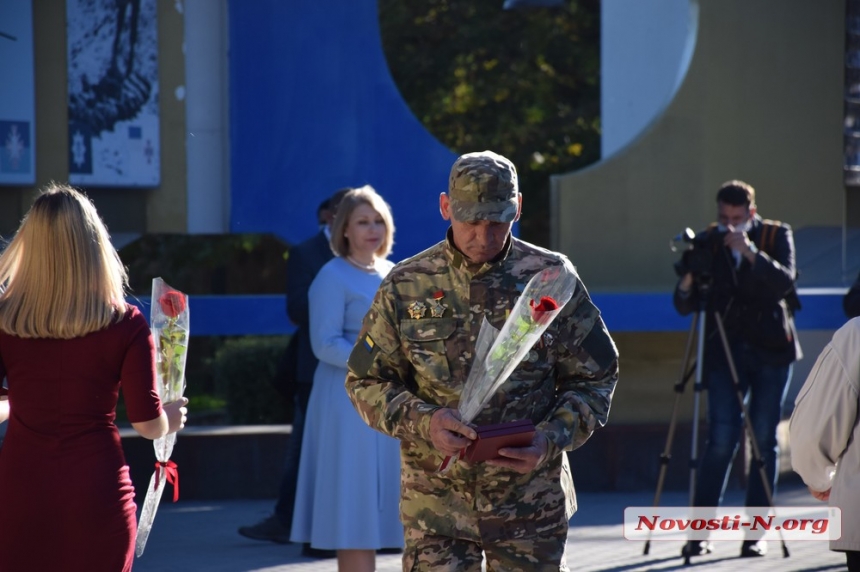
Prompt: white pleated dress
<box><xmin>290</xmin><ymin>256</ymin><xmax>403</xmax><ymax>550</ymax></box>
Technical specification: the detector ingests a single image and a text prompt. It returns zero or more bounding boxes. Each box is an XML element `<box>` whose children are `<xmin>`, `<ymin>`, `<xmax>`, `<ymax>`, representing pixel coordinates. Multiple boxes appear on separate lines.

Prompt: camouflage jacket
<box><xmin>345</xmin><ymin>231</ymin><xmax>619</xmax><ymax>543</ymax></box>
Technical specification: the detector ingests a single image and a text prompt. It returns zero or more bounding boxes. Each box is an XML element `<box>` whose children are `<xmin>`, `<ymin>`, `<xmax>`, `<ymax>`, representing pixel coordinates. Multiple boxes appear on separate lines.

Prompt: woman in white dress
<box><xmin>291</xmin><ymin>185</ymin><xmax>403</xmax><ymax>572</ymax></box>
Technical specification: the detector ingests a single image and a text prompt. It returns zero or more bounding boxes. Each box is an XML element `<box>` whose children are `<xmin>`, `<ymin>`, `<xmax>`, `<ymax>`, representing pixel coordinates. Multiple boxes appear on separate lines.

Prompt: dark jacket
<box><xmin>287</xmin><ymin>230</ymin><xmax>334</xmax><ymax>384</ymax></box>
<box><xmin>673</xmin><ymin>215</ymin><xmax>801</xmax><ymax>367</ymax></box>
<box><xmin>844</xmin><ymin>271</ymin><xmax>860</xmax><ymax>318</ymax></box>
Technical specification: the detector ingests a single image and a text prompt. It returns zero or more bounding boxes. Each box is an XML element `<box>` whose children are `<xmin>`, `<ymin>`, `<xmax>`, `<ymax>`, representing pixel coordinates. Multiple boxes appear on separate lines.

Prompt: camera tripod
<box><xmin>641</xmin><ymin>289</ymin><xmax>790</xmax><ymax>564</ymax></box>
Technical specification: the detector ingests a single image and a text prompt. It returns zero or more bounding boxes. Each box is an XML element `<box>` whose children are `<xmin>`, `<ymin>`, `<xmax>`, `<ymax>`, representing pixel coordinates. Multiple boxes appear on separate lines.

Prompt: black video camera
<box><xmin>672</xmin><ymin>227</ymin><xmax>726</xmax><ymax>278</ymax></box>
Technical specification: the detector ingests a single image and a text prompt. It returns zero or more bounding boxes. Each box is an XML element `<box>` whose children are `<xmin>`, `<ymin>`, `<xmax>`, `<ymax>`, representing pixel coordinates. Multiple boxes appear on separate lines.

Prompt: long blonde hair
<box><xmin>0</xmin><ymin>184</ymin><xmax>129</xmax><ymax>338</ymax></box>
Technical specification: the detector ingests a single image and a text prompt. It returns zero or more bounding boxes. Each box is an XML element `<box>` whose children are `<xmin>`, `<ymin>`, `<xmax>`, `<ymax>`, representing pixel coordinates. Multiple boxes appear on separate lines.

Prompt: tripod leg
<box><xmin>713</xmin><ymin>313</ymin><xmax>790</xmax><ymax>558</ymax></box>
<box><xmin>681</xmin><ymin>309</ymin><xmax>710</xmax><ymax>565</ymax></box>
<box><xmin>689</xmin><ymin>309</ymin><xmax>708</xmax><ymax>508</ymax></box>
<box><xmin>643</xmin><ymin>312</ymin><xmax>699</xmax><ymax>556</ymax></box>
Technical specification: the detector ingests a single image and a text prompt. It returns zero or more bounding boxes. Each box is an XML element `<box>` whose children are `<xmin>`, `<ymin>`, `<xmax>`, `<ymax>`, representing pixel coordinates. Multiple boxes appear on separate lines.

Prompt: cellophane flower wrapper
<box><xmin>439</xmin><ymin>262</ymin><xmax>578</xmax><ymax>472</ymax></box>
<box><xmin>135</xmin><ymin>278</ymin><xmax>189</xmax><ymax>557</ymax></box>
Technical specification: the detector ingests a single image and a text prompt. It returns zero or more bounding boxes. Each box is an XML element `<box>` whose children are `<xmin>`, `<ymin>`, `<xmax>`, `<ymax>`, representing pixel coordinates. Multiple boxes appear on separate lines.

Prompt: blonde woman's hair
<box><xmin>0</xmin><ymin>184</ymin><xmax>129</xmax><ymax>338</ymax></box>
<box><xmin>330</xmin><ymin>185</ymin><xmax>395</xmax><ymax>258</ymax></box>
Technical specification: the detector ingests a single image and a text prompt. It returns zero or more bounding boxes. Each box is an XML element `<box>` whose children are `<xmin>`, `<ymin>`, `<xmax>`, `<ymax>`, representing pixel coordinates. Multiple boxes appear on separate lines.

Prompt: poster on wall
<box><xmin>0</xmin><ymin>0</ymin><xmax>36</xmax><ymax>185</ymax></box>
<box><xmin>67</xmin><ymin>0</ymin><xmax>160</xmax><ymax>187</ymax></box>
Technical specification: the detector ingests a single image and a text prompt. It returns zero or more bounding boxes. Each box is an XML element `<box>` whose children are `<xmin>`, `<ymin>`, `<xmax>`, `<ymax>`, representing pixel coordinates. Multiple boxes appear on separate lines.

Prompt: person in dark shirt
<box><xmin>673</xmin><ymin>180</ymin><xmax>801</xmax><ymax>559</ymax></box>
<box><xmin>237</xmin><ymin>189</ymin><xmax>349</xmax><ymax>559</ymax></box>
<box><xmin>843</xmin><ymin>271</ymin><xmax>860</xmax><ymax>318</ymax></box>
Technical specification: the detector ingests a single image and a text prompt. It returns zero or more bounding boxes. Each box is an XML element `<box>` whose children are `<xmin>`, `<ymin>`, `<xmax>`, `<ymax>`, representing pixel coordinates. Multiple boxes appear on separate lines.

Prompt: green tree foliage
<box><xmin>213</xmin><ymin>336</ymin><xmax>292</xmax><ymax>425</ymax></box>
<box><xmin>379</xmin><ymin>0</ymin><xmax>601</xmax><ymax>246</ymax></box>
<box><xmin>120</xmin><ymin>233</ymin><xmax>288</xmax><ymax>296</ymax></box>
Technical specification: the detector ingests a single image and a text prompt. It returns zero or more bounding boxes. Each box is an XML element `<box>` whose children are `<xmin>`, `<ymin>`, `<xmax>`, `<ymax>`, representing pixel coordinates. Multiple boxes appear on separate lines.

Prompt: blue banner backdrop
<box><xmin>228</xmin><ymin>0</ymin><xmax>456</xmax><ymax>258</ymax></box>
<box><xmin>128</xmin><ymin>290</ymin><xmax>847</xmax><ymax>337</ymax></box>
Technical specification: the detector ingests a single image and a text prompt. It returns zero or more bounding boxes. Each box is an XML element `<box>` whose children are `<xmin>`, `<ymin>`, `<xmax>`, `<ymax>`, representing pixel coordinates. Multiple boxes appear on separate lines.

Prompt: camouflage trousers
<box><xmin>401</xmin><ymin>521</ymin><xmax>569</xmax><ymax>572</ymax></box>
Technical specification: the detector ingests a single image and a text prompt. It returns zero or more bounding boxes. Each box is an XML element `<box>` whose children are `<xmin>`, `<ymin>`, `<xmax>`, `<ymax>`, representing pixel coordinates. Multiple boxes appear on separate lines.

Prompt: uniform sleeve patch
<box><xmin>349</xmin><ymin>333</ymin><xmax>381</xmax><ymax>377</ymax></box>
<box><xmin>580</xmin><ymin>322</ymin><xmax>618</xmax><ymax>371</ymax></box>
<box><xmin>363</xmin><ymin>334</ymin><xmax>376</xmax><ymax>352</ymax></box>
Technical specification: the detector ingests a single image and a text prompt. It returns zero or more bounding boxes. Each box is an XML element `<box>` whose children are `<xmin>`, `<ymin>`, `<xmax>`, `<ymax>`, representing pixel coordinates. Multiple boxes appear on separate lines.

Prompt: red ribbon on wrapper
<box><xmin>154</xmin><ymin>460</ymin><xmax>180</xmax><ymax>502</ymax></box>
<box><xmin>438</xmin><ymin>449</ymin><xmax>466</xmax><ymax>472</ymax></box>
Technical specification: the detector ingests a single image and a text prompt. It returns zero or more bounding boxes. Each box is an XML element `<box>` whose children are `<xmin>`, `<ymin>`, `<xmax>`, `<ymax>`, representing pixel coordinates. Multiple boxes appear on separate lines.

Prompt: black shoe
<box><xmin>740</xmin><ymin>540</ymin><xmax>767</xmax><ymax>557</ymax></box>
<box><xmin>681</xmin><ymin>540</ymin><xmax>714</xmax><ymax>558</ymax></box>
<box><xmin>301</xmin><ymin>544</ymin><xmax>337</xmax><ymax>558</ymax></box>
<box><xmin>237</xmin><ymin>515</ymin><xmax>291</xmax><ymax>544</ymax></box>
<box><xmin>377</xmin><ymin>547</ymin><xmax>403</xmax><ymax>555</ymax></box>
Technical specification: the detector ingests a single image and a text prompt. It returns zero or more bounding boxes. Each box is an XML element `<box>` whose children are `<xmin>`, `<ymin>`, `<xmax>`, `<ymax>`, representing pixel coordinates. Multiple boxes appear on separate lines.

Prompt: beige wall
<box><xmin>0</xmin><ymin>0</ymin><xmax>187</xmax><ymax>238</ymax></box>
<box><xmin>552</xmin><ymin>0</ymin><xmax>845</xmax><ymax>291</ymax></box>
<box><xmin>608</xmin><ymin>329</ymin><xmax>834</xmax><ymax>426</ymax></box>
<box><xmin>552</xmin><ymin>0</ymin><xmax>845</xmax><ymax>426</ymax></box>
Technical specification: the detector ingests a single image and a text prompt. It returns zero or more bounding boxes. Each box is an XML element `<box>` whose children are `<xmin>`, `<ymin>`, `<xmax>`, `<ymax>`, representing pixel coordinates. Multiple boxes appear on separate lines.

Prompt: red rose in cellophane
<box><xmin>159</xmin><ymin>290</ymin><xmax>187</xmax><ymax>318</ymax></box>
<box><xmin>150</xmin><ymin>278</ymin><xmax>189</xmax><ymax>400</ymax></box>
<box><xmin>529</xmin><ymin>296</ymin><xmax>559</xmax><ymax>325</ymax></box>
<box><xmin>137</xmin><ymin>277</ymin><xmax>191</xmax><ymax>556</ymax></box>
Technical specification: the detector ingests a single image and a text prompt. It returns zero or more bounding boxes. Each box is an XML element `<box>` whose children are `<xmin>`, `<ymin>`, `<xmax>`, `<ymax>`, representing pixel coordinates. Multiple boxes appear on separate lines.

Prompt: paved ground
<box><xmin>132</xmin><ymin>482</ymin><xmax>847</xmax><ymax>571</ymax></box>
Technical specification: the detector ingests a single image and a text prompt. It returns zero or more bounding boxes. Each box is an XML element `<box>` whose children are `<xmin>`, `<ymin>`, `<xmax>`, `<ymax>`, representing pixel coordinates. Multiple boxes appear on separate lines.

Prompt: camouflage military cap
<box><xmin>448</xmin><ymin>151</ymin><xmax>519</xmax><ymax>222</ymax></box>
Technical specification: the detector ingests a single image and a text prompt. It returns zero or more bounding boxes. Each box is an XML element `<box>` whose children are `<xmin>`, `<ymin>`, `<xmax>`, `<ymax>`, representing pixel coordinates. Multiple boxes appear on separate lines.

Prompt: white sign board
<box><xmin>67</xmin><ymin>0</ymin><xmax>161</xmax><ymax>187</ymax></box>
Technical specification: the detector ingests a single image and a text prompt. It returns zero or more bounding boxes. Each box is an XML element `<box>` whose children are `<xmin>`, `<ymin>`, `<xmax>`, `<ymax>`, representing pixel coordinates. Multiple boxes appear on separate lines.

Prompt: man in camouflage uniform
<box><xmin>345</xmin><ymin>150</ymin><xmax>619</xmax><ymax>571</ymax></box>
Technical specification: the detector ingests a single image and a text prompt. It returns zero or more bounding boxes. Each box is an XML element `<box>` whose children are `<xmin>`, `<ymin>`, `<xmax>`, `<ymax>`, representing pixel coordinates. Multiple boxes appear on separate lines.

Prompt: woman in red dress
<box><xmin>0</xmin><ymin>184</ymin><xmax>188</xmax><ymax>572</ymax></box>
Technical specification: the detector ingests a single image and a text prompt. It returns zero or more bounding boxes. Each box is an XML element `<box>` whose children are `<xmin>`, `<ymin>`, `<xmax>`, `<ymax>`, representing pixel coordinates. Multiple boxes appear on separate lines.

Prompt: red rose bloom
<box><xmin>529</xmin><ymin>296</ymin><xmax>559</xmax><ymax>325</ymax></box>
<box><xmin>159</xmin><ymin>290</ymin><xmax>187</xmax><ymax>318</ymax></box>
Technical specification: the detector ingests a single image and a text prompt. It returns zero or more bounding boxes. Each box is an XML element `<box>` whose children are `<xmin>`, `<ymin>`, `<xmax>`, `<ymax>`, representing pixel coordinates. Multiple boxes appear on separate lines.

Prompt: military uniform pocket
<box><xmin>401</xmin><ymin>318</ymin><xmax>456</xmax><ymax>383</ymax></box>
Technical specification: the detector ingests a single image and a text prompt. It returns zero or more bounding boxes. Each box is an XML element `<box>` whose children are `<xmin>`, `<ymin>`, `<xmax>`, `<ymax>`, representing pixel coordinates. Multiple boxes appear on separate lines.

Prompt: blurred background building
<box><xmin>0</xmin><ymin>0</ymin><xmax>852</xmax><ymax>491</ymax></box>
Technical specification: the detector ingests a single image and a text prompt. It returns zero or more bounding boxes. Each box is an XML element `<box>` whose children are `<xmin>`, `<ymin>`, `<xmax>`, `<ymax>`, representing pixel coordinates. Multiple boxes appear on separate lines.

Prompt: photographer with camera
<box><xmin>673</xmin><ymin>180</ymin><xmax>802</xmax><ymax>559</ymax></box>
